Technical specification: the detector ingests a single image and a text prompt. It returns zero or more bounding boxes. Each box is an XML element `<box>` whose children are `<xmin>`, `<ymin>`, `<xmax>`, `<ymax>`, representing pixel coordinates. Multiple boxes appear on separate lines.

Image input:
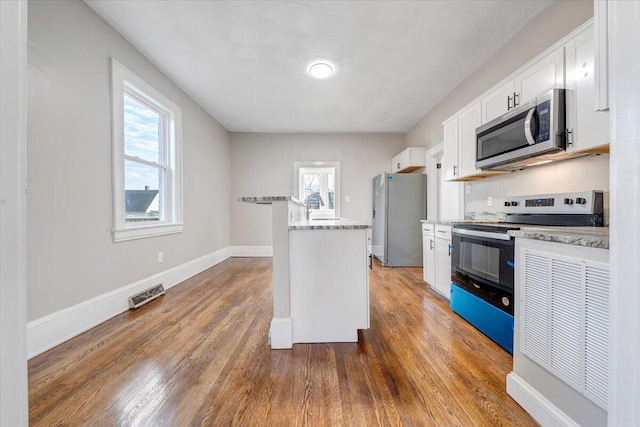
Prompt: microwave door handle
<box><xmin>524</xmin><ymin>107</ymin><xmax>536</xmax><ymax>145</ymax></box>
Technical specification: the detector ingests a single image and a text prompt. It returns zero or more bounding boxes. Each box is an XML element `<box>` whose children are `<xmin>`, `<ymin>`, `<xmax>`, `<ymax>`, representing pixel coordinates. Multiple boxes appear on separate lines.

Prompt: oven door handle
<box><xmin>452</xmin><ymin>228</ymin><xmax>513</xmax><ymax>241</ymax></box>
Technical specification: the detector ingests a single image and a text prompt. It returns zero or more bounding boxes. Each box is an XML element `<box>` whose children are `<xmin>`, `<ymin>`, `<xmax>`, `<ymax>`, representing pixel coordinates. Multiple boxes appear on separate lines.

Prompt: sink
<box><xmin>311</xmin><ymin>218</ymin><xmax>341</xmax><ymax>221</ymax></box>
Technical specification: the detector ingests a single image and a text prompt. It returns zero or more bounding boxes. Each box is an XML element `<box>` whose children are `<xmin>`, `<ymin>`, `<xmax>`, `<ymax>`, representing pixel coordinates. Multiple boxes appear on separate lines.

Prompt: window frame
<box><xmin>293</xmin><ymin>161</ymin><xmax>341</xmax><ymax>219</ymax></box>
<box><xmin>110</xmin><ymin>58</ymin><xmax>183</xmax><ymax>242</ymax></box>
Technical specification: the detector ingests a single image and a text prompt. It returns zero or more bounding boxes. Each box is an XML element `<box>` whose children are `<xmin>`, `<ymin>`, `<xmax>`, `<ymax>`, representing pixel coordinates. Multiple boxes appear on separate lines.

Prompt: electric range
<box><xmin>449</xmin><ymin>190</ymin><xmax>605</xmax><ymax>354</ymax></box>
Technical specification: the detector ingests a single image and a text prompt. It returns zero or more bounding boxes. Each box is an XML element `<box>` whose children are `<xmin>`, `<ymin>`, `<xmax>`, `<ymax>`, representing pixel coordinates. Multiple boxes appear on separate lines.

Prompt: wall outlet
<box><xmin>157</xmin><ymin>252</ymin><xmax>164</xmax><ymax>263</ymax></box>
<box><xmin>487</xmin><ymin>196</ymin><xmax>493</xmax><ymax>207</ymax></box>
<box><xmin>345</xmin><ymin>195</ymin><xmax>350</xmax><ymax>203</ymax></box>
<box><xmin>466</xmin><ymin>184</ymin><xmax>472</xmax><ymax>195</ymax></box>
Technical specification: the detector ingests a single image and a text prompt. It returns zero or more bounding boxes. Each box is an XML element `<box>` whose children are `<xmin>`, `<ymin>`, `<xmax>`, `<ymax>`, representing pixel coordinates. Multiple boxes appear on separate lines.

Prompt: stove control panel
<box><xmin>504</xmin><ymin>191</ymin><xmax>604</xmax><ymax>215</ymax></box>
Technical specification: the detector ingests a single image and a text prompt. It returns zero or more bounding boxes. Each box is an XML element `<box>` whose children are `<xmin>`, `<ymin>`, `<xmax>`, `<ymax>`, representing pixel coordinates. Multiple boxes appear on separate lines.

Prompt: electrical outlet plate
<box><xmin>487</xmin><ymin>196</ymin><xmax>493</xmax><ymax>207</ymax></box>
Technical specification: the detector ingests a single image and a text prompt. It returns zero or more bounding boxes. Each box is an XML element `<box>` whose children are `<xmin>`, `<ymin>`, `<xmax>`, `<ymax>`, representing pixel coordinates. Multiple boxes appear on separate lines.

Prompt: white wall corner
<box><xmin>269</xmin><ymin>317</ymin><xmax>293</xmax><ymax>349</ymax></box>
<box><xmin>506</xmin><ymin>373</ymin><xmax>580</xmax><ymax>427</ymax></box>
<box><xmin>230</xmin><ymin>246</ymin><xmax>273</xmax><ymax>257</ymax></box>
<box><xmin>27</xmin><ymin>247</ymin><xmax>232</xmax><ymax>359</ymax></box>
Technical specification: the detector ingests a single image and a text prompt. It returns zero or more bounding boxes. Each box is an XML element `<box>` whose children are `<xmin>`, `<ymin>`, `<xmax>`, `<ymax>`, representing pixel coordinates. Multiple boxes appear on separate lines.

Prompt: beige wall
<box><xmin>406</xmin><ymin>0</ymin><xmax>593</xmax><ymax>148</ymax></box>
<box><xmin>27</xmin><ymin>0</ymin><xmax>231</xmax><ymax>320</ymax></box>
<box><xmin>405</xmin><ymin>0</ymin><xmax>609</xmax><ymax>216</ymax></box>
<box><xmin>230</xmin><ymin>133</ymin><xmax>406</xmax><ymax>246</ymax></box>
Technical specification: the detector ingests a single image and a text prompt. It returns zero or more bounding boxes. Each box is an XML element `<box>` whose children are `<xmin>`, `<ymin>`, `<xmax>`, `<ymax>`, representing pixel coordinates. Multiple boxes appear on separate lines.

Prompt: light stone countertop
<box><xmin>507</xmin><ymin>226</ymin><xmax>609</xmax><ymax>249</ymax></box>
<box><xmin>238</xmin><ymin>196</ymin><xmax>305</xmax><ymax>206</ymax></box>
<box><xmin>289</xmin><ymin>218</ymin><xmax>371</xmax><ymax>230</ymax></box>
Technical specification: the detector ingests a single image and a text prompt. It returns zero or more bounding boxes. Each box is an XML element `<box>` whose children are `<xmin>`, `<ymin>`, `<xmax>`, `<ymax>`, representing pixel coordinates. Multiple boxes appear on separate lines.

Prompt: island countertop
<box><xmin>238</xmin><ymin>196</ymin><xmax>305</xmax><ymax>206</ymax></box>
<box><xmin>289</xmin><ymin>218</ymin><xmax>371</xmax><ymax>230</ymax></box>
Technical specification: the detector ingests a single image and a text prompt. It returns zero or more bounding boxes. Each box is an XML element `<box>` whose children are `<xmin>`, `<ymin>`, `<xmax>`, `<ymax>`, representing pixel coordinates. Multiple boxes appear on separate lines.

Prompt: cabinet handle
<box><xmin>453</xmin><ymin>165</ymin><xmax>457</xmax><ymax>176</ymax></box>
<box><xmin>507</xmin><ymin>95</ymin><xmax>513</xmax><ymax>110</ymax></box>
<box><xmin>513</xmin><ymin>92</ymin><xmax>519</xmax><ymax>108</ymax></box>
<box><xmin>567</xmin><ymin>129</ymin><xmax>574</xmax><ymax>147</ymax></box>
<box><xmin>429</xmin><ymin>239</ymin><xmax>434</xmax><ymax>250</ymax></box>
<box><xmin>448</xmin><ymin>244</ymin><xmax>453</xmax><ymax>256</ymax></box>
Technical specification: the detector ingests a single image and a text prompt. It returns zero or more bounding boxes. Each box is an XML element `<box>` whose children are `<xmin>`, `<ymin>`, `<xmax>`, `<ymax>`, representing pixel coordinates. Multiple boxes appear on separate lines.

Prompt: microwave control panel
<box><xmin>536</xmin><ymin>100</ymin><xmax>551</xmax><ymax>143</ymax></box>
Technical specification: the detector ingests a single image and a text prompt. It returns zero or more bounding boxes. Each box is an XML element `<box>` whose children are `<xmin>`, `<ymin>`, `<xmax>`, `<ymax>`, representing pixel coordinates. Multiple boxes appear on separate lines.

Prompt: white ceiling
<box><xmin>85</xmin><ymin>0</ymin><xmax>551</xmax><ymax>133</ymax></box>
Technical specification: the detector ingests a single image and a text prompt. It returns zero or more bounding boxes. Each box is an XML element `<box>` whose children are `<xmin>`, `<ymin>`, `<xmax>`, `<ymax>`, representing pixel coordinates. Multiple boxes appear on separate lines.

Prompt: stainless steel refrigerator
<box><xmin>372</xmin><ymin>173</ymin><xmax>427</xmax><ymax>267</ymax></box>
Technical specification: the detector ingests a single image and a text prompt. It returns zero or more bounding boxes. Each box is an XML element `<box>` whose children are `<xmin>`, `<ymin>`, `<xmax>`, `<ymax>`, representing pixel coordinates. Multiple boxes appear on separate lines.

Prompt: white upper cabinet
<box><xmin>443</xmin><ymin>118</ymin><xmax>459</xmax><ymax>180</ymax></box>
<box><xmin>481</xmin><ymin>48</ymin><xmax>564</xmax><ymax>122</ymax></box>
<box><xmin>593</xmin><ymin>0</ymin><xmax>609</xmax><ymax>111</ymax></box>
<box><xmin>482</xmin><ymin>80</ymin><xmax>515</xmax><ymax>123</ymax></box>
<box><xmin>391</xmin><ymin>147</ymin><xmax>426</xmax><ymax>173</ymax></box>
<box><xmin>514</xmin><ymin>47</ymin><xmax>565</xmax><ymax>105</ymax></box>
<box><xmin>457</xmin><ymin>102</ymin><xmax>482</xmax><ymax>178</ymax></box>
<box><xmin>565</xmin><ymin>23</ymin><xmax>610</xmax><ymax>153</ymax></box>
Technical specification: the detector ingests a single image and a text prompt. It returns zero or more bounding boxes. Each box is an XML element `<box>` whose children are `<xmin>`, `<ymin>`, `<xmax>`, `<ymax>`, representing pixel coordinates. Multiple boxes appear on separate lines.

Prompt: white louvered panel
<box><xmin>521</xmin><ymin>251</ymin><xmax>551</xmax><ymax>366</ymax></box>
<box><xmin>550</xmin><ymin>259</ymin><xmax>584</xmax><ymax>390</ymax></box>
<box><xmin>584</xmin><ymin>263</ymin><xmax>610</xmax><ymax>410</ymax></box>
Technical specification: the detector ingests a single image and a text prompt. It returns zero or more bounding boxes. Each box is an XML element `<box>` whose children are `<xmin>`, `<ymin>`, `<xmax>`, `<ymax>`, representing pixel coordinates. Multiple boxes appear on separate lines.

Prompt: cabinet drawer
<box><xmin>435</xmin><ymin>224</ymin><xmax>452</xmax><ymax>239</ymax></box>
<box><xmin>421</xmin><ymin>222</ymin><xmax>434</xmax><ymax>235</ymax></box>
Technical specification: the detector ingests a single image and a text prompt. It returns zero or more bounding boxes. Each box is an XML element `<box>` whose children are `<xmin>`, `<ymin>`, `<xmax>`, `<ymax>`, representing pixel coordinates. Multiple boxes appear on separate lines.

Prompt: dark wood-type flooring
<box><xmin>29</xmin><ymin>257</ymin><xmax>536</xmax><ymax>426</ymax></box>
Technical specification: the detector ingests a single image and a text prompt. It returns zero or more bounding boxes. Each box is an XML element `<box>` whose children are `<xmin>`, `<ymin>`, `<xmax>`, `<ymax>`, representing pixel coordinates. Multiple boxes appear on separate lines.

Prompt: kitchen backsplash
<box><xmin>464</xmin><ymin>154</ymin><xmax>610</xmax><ymax>225</ymax></box>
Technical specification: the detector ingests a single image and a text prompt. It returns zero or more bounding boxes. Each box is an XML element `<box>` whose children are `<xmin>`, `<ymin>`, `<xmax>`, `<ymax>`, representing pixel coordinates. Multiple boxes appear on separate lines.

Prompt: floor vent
<box><xmin>128</xmin><ymin>284</ymin><xmax>165</xmax><ymax>309</ymax></box>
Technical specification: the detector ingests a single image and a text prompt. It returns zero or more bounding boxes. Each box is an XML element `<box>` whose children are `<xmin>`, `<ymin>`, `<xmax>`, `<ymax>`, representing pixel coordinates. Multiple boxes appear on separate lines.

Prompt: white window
<box><xmin>110</xmin><ymin>59</ymin><xmax>183</xmax><ymax>242</ymax></box>
<box><xmin>294</xmin><ymin>162</ymin><xmax>340</xmax><ymax>219</ymax></box>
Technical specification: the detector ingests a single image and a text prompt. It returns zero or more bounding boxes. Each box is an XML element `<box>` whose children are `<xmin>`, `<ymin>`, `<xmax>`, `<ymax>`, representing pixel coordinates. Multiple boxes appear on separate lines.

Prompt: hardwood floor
<box><xmin>29</xmin><ymin>258</ymin><xmax>536</xmax><ymax>426</ymax></box>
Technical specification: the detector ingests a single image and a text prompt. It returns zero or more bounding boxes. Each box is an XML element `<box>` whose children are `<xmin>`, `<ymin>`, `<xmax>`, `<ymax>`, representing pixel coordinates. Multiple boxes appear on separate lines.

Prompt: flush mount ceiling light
<box><xmin>308</xmin><ymin>62</ymin><xmax>334</xmax><ymax>79</ymax></box>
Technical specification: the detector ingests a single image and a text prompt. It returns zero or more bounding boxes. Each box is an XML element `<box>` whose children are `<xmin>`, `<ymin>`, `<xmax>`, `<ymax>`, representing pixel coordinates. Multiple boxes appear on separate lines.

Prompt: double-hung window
<box><xmin>294</xmin><ymin>161</ymin><xmax>340</xmax><ymax>219</ymax></box>
<box><xmin>110</xmin><ymin>59</ymin><xmax>183</xmax><ymax>242</ymax></box>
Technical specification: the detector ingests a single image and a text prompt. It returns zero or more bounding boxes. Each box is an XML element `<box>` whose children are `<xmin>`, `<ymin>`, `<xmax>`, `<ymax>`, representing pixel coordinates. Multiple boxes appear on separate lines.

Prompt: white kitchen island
<box><xmin>239</xmin><ymin>196</ymin><xmax>370</xmax><ymax>348</ymax></box>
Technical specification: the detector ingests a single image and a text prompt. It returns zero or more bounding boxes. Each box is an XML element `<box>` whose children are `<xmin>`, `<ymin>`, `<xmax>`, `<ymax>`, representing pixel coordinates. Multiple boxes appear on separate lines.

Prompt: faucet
<box><xmin>305</xmin><ymin>193</ymin><xmax>324</xmax><ymax>220</ymax></box>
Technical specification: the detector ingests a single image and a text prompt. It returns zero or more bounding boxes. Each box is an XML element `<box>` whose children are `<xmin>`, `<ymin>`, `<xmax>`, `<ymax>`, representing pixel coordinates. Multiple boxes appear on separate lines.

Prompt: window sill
<box><xmin>113</xmin><ymin>223</ymin><xmax>183</xmax><ymax>243</ymax></box>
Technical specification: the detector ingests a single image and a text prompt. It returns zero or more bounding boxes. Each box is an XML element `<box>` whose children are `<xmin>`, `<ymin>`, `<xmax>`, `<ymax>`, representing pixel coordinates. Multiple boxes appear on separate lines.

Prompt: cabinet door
<box><xmin>391</xmin><ymin>150</ymin><xmax>409</xmax><ymax>173</ymax></box>
<box><xmin>565</xmin><ymin>25</ymin><xmax>610</xmax><ymax>153</ymax></box>
<box><xmin>457</xmin><ymin>102</ymin><xmax>482</xmax><ymax>178</ymax></box>
<box><xmin>594</xmin><ymin>0</ymin><xmax>609</xmax><ymax>111</ymax></box>
<box><xmin>423</xmin><ymin>234</ymin><xmax>436</xmax><ymax>285</ymax></box>
<box><xmin>515</xmin><ymin>48</ymin><xmax>565</xmax><ymax>105</ymax></box>
<box><xmin>435</xmin><ymin>237</ymin><xmax>452</xmax><ymax>299</ymax></box>
<box><xmin>443</xmin><ymin>118</ymin><xmax>459</xmax><ymax>180</ymax></box>
<box><xmin>482</xmin><ymin>80</ymin><xmax>515</xmax><ymax>123</ymax></box>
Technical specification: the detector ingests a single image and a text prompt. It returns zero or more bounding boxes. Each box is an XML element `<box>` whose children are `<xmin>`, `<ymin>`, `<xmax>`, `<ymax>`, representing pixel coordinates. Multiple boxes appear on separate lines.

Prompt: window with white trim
<box><xmin>294</xmin><ymin>161</ymin><xmax>340</xmax><ymax>219</ymax></box>
<box><xmin>110</xmin><ymin>59</ymin><xmax>183</xmax><ymax>242</ymax></box>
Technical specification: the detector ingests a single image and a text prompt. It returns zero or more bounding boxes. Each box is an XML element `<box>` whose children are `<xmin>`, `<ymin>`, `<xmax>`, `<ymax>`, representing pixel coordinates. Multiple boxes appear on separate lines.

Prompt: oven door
<box><xmin>451</xmin><ymin>229</ymin><xmax>515</xmax><ymax>294</ymax></box>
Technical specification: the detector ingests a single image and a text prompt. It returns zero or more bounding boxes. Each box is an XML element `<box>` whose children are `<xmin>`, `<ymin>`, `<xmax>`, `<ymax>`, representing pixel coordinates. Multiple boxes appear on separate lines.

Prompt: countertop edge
<box><xmin>507</xmin><ymin>229</ymin><xmax>609</xmax><ymax>249</ymax></box>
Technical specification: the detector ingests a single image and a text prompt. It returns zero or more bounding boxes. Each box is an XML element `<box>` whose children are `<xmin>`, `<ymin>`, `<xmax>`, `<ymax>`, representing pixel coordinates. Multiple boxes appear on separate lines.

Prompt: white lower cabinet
<box><xmin>512</xmin><ymin>237</ymin><xmax>609</xmax><ymax>426</ymax></box>
<box><xmin>422</xmin><ymin>223</ymin><xmax>435</xmax><ymax>285</ymax></box>
<box><xmin>422</xmin><ymin>223</ymin><xmax>451</xmax><ymax>300</ymax></box>
<box><xmin>433</xmin><ymin>225</ymin><xmax>452</xmax><ymax>299</ymax></box>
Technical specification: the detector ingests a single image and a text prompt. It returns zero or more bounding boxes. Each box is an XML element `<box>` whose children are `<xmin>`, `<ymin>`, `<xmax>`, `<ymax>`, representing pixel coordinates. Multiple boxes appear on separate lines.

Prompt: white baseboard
<box><xmin>507</xmin><ymin>372</ymin><xmax>580</xmax><ymax>427</ymax></box>
<box><xmin>27</xmin><ymin>247</ymin><xmax>231</xmax><ymax>359</ymax></box>
<box><xmin>269</xmin><ymin>317</ymin><xmax>293</xmax><ymax>349</ymax></box>
<box><xmin>230</xmin><ymin>245</ymin><xmax>273</xmax><ymax>257</ymax></box>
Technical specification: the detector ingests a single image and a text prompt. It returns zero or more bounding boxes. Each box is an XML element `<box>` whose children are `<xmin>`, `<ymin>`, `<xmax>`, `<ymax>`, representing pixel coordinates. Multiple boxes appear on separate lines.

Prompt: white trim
<box><xmin>27</xmin><ymin>247</ymin><xmax>231</xmax><ymax>359</ymax></box>
<box><xmin>608</xmin><ymin>1</ymin><xmax>640</xmax><ymax>425</ymax></box>
<box><xmin>0</xmin><ymin>0</ymin><xmax>28</xmax><ymax>424</ymax></box>
<box><xmin>230</xmin><ymin>246</ymin><xmax>273</xmax><ymax>257</ymax></box>
<box><xmin>110</xmin><ymin>58</ymin><xmax>184</xmax><ymax>242</ymax></box>
<box><xmin>269</xmin><ymin>317</ymin><xmax>293</xmax><ymax>349</ymax></box>
<box><xmin>293</xmin><ymin>161</ymin><xmax>341</xmax><ymax>217</ymax></box>
<box><xmin>113</xmin><ymin>222</ymin><xmax>184</xmax><ymax>242</ymax></box>
<box><xmin>507</xmin><ymin>373</ymin><xmax>580</xmax><ymax>427</ymax></box>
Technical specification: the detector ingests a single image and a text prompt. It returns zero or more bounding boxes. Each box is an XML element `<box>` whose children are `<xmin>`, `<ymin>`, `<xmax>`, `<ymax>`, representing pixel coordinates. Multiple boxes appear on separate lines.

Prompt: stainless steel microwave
<box><xmin>476</xmin><ymin>89</ymin><xmax>566</xmax><ymax>171</ymax></box>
